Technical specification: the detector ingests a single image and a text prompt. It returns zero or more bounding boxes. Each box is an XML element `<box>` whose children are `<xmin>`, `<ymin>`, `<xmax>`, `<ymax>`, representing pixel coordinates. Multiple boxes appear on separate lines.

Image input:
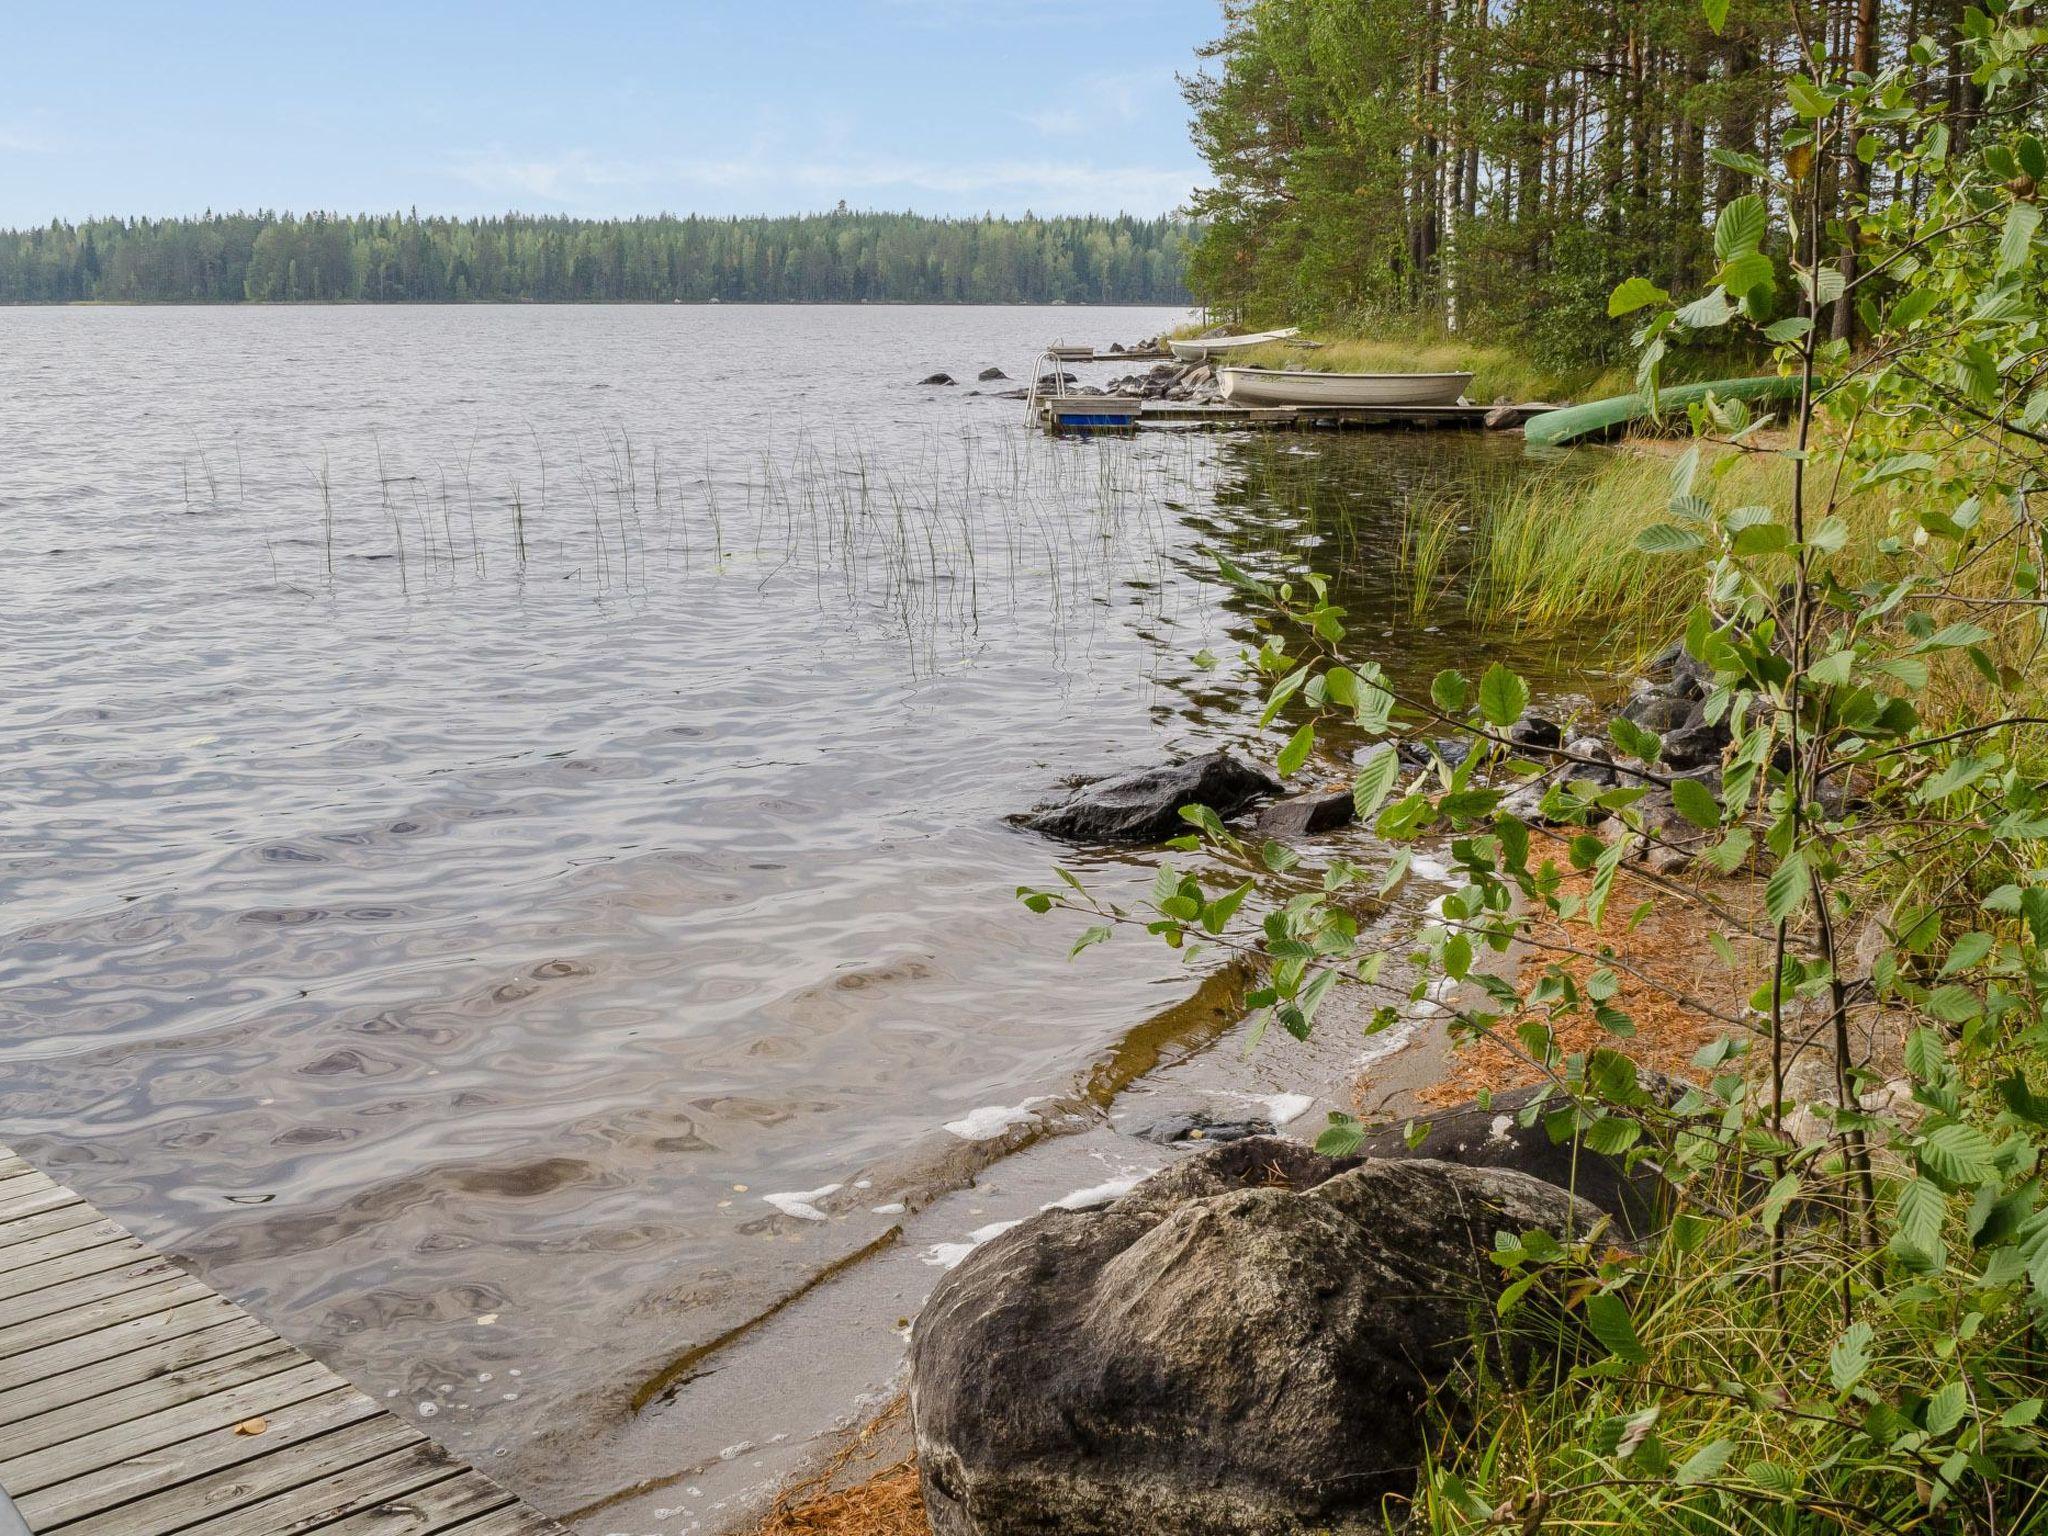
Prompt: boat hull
<box><xmin>1218</xmin><ymin>367</ymin><xmax>1474</xmax><ymax>407</ymax></box>
<box><xmin>1167</xmin><ymin>327</ymin><xmax>1301</xmax><ymax>361</ymax></box>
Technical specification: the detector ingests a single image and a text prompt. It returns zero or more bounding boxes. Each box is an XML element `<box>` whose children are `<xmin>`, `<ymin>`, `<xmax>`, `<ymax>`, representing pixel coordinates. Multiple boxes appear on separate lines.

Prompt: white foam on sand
<box><xmin>1042</xmin><ymin>1171</ymin><xmax>1155</xmax><ymax>1212</ymax></box>
<box><xmin>1409</xmin><ymin>854</ymin><xmax>1454</xmax><ymax>883</ymax></box>
<box><xmin>762</xmin><ymin>1184</ymin><xmax>841</xmax><ymax>1222</ymax></box>
<box><xmin>921</xmin><ymin>1219</ymin><xmax>1024</xmax><ymax>1269</ymax></box>
<box><xmin>942</xmin><ymin>1102</ymin><xmax>1040</xmax><ymax>1141</ymax></box>
<box><xmin>1264</xmin><ymin>1093</ymin><xmax>1315</xmax><ymax>1127</ymax></box>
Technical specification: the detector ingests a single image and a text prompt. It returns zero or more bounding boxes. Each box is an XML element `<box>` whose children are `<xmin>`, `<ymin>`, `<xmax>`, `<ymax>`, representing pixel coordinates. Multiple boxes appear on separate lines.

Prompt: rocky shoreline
<box><xmin>740</xmin><ymin>647</ymin><xmax>1756</xmax><ymax>1535</ymax></box>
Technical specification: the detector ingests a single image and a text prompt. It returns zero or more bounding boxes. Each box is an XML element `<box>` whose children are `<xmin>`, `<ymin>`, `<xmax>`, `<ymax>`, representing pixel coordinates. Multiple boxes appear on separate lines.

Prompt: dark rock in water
<box><xmin>987</xmin><ymin>387</ymin><xmax>1030</xmax><ymax>401</ymax></box>
<box><xmin>1394</xmin><ymin>736</ymin><xmax>1474</xmax><ymax>770</ymax></box>
<box><xmin>1023</xmin><ymin>751</ymin><xmax>1282</xmax><ymax>844</ymax></box>
<box><xmin>1354</xmin><ymin>1084</ymin><xmax>1669</xmax><ymax>1236</ymax></box>
<box><xmin>920</xmin><ymin>372</ymin><xmax>956</xmax><ymax>386</ymax></box>
<box><xmin>1509</xmin><ymin>715</ymin><xmax>1563</xmax><ymax>752</ymax></box>
<box><xmin>1621</xmin><ymin>690</ymin><xmax>1692</xmax><ymax>734</ymax></box>
<box><xmin>910</xmin><ymin>1140</ymin><xmax>1597</xmax><ymax>1536</ymax></box>
<box><xmin>1256</xmin><ymin>787</ymin><xmax>1356</xmax><ymax>839</ymax></box>
<box><xmin>977</xmin><ymin>367</ymin><xmax>1009</xmax><ymax>381</ymax></box>
<box><xmin>1124</xmin><ymin>1105</ymin><xmax>1277</xmax><ymax>1146</ymax></box>
<box><xmin>1108</xmin><ymin>341</ymin><xmax>1126</xmax><ymax>353</ymax></box>
<box><xmin>1034</xmin><ymin>371</ymin><xmax>1078</xmax><ymax>389</ymax></box>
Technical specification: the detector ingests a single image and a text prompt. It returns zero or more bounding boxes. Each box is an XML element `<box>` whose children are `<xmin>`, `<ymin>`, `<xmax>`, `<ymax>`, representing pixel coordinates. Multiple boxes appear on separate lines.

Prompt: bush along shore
<box><xmin>903</xmin><ymin>8</ymin><xmax>2048</xmax><ymax>1534</ymax></box>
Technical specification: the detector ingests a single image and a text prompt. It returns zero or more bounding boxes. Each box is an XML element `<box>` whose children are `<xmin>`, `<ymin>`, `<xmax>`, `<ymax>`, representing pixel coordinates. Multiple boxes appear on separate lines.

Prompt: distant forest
<box><xmin>0</xmin><ymin>210</ymin><xmax>1193</xmax><ymax>305</ymax></box>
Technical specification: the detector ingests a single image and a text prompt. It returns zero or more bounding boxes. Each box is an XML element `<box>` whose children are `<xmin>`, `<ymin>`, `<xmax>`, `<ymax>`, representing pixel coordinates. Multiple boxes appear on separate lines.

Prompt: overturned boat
<box><xmin>1167</xmin><ymin>326</ymin><xmax>1302</xmax><ymax>361</ymax></box>
<box><xmin>1217</xmin><ymin>366</ymin><xmax>1473</xmax><ymax>407</ymax></box>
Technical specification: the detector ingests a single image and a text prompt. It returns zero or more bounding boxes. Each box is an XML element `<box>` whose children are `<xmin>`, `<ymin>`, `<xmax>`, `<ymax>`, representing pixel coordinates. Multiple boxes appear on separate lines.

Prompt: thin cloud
<box><xmin>444</xmin><ymin>146</ymin><xmax>1203</xmax><ymax>215</ymax></box>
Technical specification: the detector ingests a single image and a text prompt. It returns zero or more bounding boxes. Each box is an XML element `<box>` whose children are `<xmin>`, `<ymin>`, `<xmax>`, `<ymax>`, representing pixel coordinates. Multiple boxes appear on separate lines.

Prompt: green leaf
<box><xmin>1277</xmin><ymin>721</ymin><xmax>1314</xmax><ymax>778</ymax></box>
<box><xmin>1675</xmin><ymin>1437</ymin><xmax>1734</xmax><ymax>1486</ymax></box>
<box><xmin>1717</xmin><ymin>249</ymin><xmax>1775</xmax><ymax>297</ymax></box>
<box><xmin>1314</xmin><ymin>1112</ymin><xmax>1366</xmax><ymax>1158</ymax></box>
<box><xmin>1710</xmin><ymin>146</ymin><xmax>1771</xmax><ymax>179</ymax></box>
<box><xmin>1430</xmin><ymin>668</ymin><xmax>1469</xmax><ymax>715</ymax></box>
<box><xmin>2001</xmin><ymin>200</ymin><xmax>2042</xmax><ymax>274</ymax></box>
<box><xmin>1478</xmin><ymin>663</ymin><xmax>1529</xmax><ymax>728</ymax></box>
<box><xmin>1714</xmin><ymin>194</ymin><xmax>1767</xmax><ymax>260</ymax></box>
<box><xmin>1636</xmin><ymin>522</ymin><xmax>1706</xmax><ymax>554</ymax></box>
<box><xmin>1746</xmin><ymin>1460</ymin><xmax>1799</xmax><ymax>1494</ymax></box>
<box><xmin>1765</xmin><ymin>851</ymin><xmax>1809</xmax><ymax>924</ymax></box>
<box><xmin>1764</xmin><ymin>315</ymin><xmax>1812</xmax><ymax>343</ymax></box>
<box><xmin>1608</xmin><ymin>276</ymin><xmax>1671</xmax><ymax>317</ymax></box>
<box><xmin>1925</xmin><ymin>1380</ymin><xmax>1968</xmax><ymax>1437</ymax></box>
<box><xmin>1701</xmin><ymin>0</ymin><xmax>1730</xmax><ymax>32</ymax></box>
<box><xmin>1894</xmin><ymin>1176</ymin><xmax>1948</xmax><ymax>1266</ymax></box>
<box><xmin>1829</xmin><ymin>1320</ymin><xmax>1874</xmax><ymax>1391</ymax></box>
<box><xmin>1671</xmin><ymin>777</ymin><xmax>1721</xmax><ymax>829</ymax></box>
<box><xmin>1921</xmin><ymin>1123</ymin><xmax>1999</xmax><ymax>1187</ymax></box>
<box><xmin>1583</xmin><ymin>1291</ymin><xmax>1648</xmax><ymax>1364</ymax></box>
<box><xmin>1353</xmin><ymin>746</ymin><xmax>1402</xmax><ymax>823</ymax></box>
<box><xmin>1069</xmin><ymin>924</ymin><xmax>1112</xmax><ymax>958</ymax></box>
<box><xmin>1787</xmin><ymin>75</ymin><xmax>1833</xmax><ymax>119</ymax></box>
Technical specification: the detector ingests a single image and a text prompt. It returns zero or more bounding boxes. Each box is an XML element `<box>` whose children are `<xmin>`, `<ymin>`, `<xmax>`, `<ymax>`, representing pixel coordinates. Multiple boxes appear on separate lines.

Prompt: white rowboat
<box><xmin>1167</xmin><ymin>327</ymin><xmax>1302</xmax><ymax>361</ymax></box>
<box><xmin>1218</xmin><ymin>367</ymin><xmax>1474</xmax><ymax>407</ymax></box>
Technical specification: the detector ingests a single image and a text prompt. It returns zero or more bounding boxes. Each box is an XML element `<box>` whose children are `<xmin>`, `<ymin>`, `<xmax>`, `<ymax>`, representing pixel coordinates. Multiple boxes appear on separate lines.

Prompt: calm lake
<box><xmin>0</xmin><ymin>304</ymin><xmax>1589</xmax><ymax>1517</ymax></box>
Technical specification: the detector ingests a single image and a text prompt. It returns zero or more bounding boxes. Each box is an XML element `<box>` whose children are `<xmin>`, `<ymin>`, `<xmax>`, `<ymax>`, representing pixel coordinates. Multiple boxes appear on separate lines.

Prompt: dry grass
<box><xmin>1410</xmin><ymin>868</ymin><xmax>1767</xmax><ymax>1109</ymax></box>
<box><xmin>753</xmin><ymin>1399</ymin><xmax>928</xmax><ymax>1536</ymax></box>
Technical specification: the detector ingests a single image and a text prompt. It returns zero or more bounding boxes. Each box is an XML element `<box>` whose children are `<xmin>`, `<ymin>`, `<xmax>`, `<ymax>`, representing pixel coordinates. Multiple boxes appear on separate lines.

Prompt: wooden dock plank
<box><xmin>0</xmin><ymin>1295</ymin><xmax>241</xmax><ymax>1396</ymax></box>
<box><xmin>0</xmin><ymin>1316</ymin><xmax>276</xmax><ymax>1430</ymax></box>
<box><xmin>437</xmin><ymin>1505</ymin><xmax>572</xmax><ymax>1536</ymax></box>
<box><xmin>50</xmin><ymin>1412</ymin><xmax>424</xmax><ymax>1536</ymax></box>
<box><xmin>0</xmin><ymin>1358</ymin><xmax>346</xmax><ymax>1493</ymax></box>
<box><xmin>0</xmin><ymin>1204</ymin><xmax>108</xmax><ymax>1256</ymax></box>
<box><xmin>310</xmin><ymin>1468</ymin><xmax>516</xmax><ymax>1536</ymax></box>
<box><xmin>15</xmin><ymin>1386</ymin><xmax>387</xmax><ymax>1529</ymax></box>
<box><xmin>0</xmin><ymin>1236</ymin><xmax>158</xmax><ymax>1310</ymax></box>
<box><xmin>164</xmin><ymin>1441</ymin><xmax>465</xmax><ymax>1536</ymax></box>
<box><xmin>0</xmin><ymin>1337</ymin><xmax>303</xmax><ymax>1463</ymax></box>
<box><xmin>0</xmin><ymin>1274</ymin><xmax>216</xmax><ymax>1363</ymax></box>
<box><xmin>0</xmin><ymin>1147</ymin><xmax>570</xmax><ymax>1536</ymax></box>
<box><xmin>0</xmin><ymin>1246</ymin><xmax>170</xmax><ymax>1324</ymax></box>
<box><xmin>0</xmin><ymin>1183</ymin><xmax>79</xmax><ymax>1228</ymax></box>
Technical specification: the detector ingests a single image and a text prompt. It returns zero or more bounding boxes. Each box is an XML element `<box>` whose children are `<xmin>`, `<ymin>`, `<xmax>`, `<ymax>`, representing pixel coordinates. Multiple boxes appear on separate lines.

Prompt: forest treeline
<box><xmin>0</xmin><ymin>210</ymin><xmax>1192</xmax><ymax>305</ymax></box>
<box><xmin>1184</xmin><ymin>0</ymin><xmax>1969</xmax><ymax>363</ymax></box>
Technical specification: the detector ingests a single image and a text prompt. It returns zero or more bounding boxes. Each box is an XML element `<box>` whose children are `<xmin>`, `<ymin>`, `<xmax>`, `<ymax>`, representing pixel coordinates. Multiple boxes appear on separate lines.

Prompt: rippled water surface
<box><xmin>0</xmin><ymin>305</ymin><xmax>1587</xmax><ymax>1507</ymax></box>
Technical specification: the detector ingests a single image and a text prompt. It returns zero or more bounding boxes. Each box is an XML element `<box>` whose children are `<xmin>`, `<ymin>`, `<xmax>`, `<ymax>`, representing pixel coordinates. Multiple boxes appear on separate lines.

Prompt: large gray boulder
<box><xmin>1023</xmin><ymin>751</ymin><xmax>1281</xmax><ymax>843</ymax></box>
<box><xmin>910</xmin><ymin>1139</ymin><xmax>1597</xmax><ymax>1536</ymax></box>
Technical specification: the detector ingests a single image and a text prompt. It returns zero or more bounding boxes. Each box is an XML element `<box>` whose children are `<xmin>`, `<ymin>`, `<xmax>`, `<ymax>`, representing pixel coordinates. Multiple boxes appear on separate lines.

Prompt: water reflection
<box><xmin>0</xmin><ymin>305</ymin><xmax>1588</xmax><ymax>1511</ymax></box>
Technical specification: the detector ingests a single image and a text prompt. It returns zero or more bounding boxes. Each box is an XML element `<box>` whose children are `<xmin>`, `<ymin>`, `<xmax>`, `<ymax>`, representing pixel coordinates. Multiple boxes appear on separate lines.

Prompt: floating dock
<box><xmin>1036</xmin><ymin>397</ymin><xmax>1553</xmax><ymax>434</ymax></box>
<box><xmin>0</xmin><ymin>1144</ymin><xmax>570</xmax><ymax>1536</ymax></box>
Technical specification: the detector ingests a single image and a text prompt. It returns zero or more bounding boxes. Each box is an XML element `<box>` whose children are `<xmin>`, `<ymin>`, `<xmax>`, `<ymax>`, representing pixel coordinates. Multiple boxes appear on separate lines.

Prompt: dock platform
<box><xmin>0</xmin><ymin>1144</ymin><xmax>570</xmax><ymax>1536</ymax></box>
<box><xmin>1037</xmin><ymin>398</ymin><xmax>1553</xmax><ymax>434</ymax></box>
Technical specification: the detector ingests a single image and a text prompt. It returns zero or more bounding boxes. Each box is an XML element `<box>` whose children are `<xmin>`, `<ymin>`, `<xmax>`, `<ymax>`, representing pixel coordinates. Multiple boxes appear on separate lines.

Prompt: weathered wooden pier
<box><xmin>1035</xmin><ymin>396</ymin><xmax>1554</xmax><ymax>434</ymax></box>
<box><xmin>0</xmin><ymin>1145</ymin><xmax>570</xmax><ymax>1536</ymax></box>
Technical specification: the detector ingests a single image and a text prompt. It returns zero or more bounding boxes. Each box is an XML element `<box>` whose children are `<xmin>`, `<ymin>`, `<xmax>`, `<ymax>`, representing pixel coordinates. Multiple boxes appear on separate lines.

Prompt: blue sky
<box><xmin>0</xmin><ymin>1</ymin><xmax>1218</xmax><ymax>226</ymax></box>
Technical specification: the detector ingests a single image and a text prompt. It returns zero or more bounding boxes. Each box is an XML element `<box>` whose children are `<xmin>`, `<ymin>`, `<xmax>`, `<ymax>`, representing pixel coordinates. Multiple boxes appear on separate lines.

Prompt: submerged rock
<box><xmin>977</xmin><ymin>366</ymin><xmax>1009</xmax><ymax>381</ymax></box>
<box><xmin>1023</xmin><ymin>752</ymin><xmax>1281</xmax><ymax>844</ymax></box>
<box><xmin>1124</xmin><ymin>1104</ymin><xmax>1276</xmax><ymax>1146</ymax></box>
<box><xmin>1255</xmin><ymin>786</ymin><xmax>1355</xmax><ymax>838</ymax></box>
<box><xmin>911</xmin><ymin>1140</ymin><xmax>1597</xmax><ymax>1536</ymax></box>
<box><xmin>920</xmin><ymin>372</ymin><xmax>956</xmax><ymax>386</ymax></box>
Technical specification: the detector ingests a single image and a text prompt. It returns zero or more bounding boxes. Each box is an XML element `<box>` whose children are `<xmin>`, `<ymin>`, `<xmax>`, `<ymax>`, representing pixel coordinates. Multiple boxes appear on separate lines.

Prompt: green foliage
<box><xmin>0</xmin><ymin>209</ymin><xmax>1192</xmax><ymax>305</ymax></box>
<box><xmin>1032</xmin><ymin>4</ymin><xmax>2048</xmax><ymax>1528</ymax></box>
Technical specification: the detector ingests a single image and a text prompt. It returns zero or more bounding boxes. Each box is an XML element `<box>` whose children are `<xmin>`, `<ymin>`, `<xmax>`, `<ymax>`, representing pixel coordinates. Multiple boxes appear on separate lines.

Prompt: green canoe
<box><xmin>1523</xmin><ymin>376</ymin><xmax>1802</xmax><ymax>448</ymax></box>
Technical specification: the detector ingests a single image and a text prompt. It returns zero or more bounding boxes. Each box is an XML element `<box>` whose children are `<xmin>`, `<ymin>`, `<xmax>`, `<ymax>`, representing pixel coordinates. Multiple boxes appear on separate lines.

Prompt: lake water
<box><xmin>0</xmin><ymin>305</ymin><xmax>1587</xmax><ymax>1516</ymax></box>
